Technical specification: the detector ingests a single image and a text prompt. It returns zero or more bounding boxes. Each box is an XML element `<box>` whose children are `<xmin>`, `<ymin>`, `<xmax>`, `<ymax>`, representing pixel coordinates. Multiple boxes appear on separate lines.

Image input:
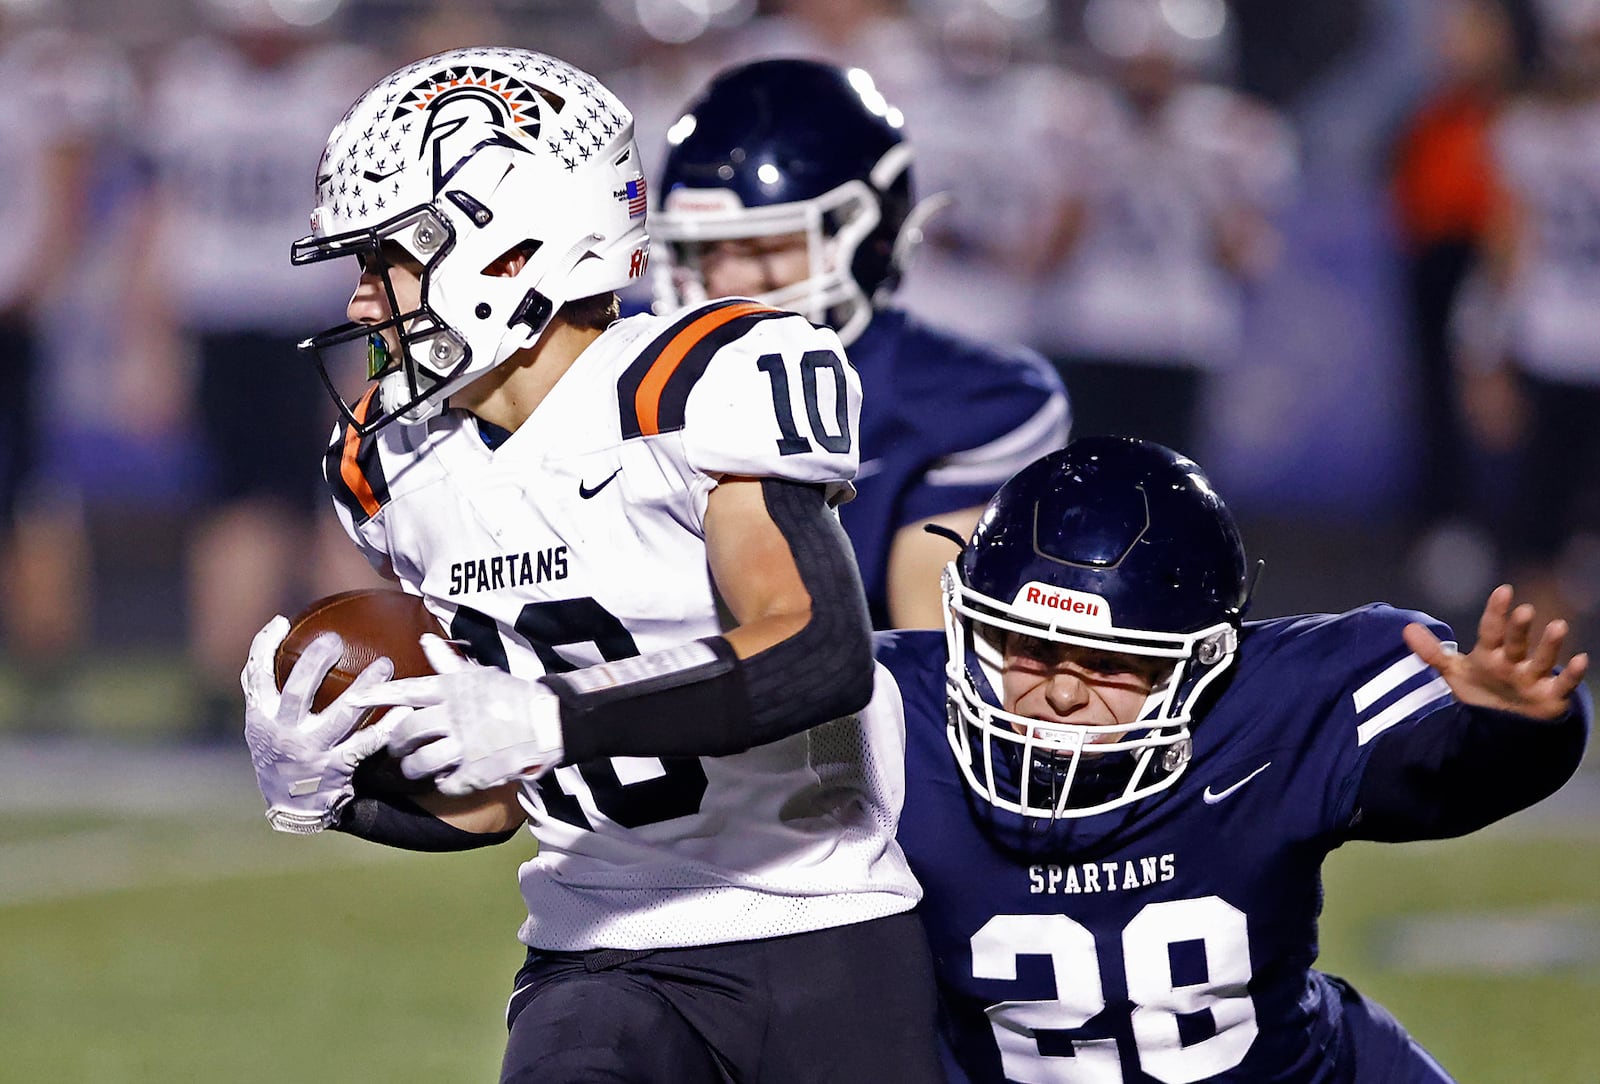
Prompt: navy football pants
<box><xmin>1329</xmin><ymin>974</ymin><xmax>1456</xmax><ymax>1082</ymax></box>
<box><xmin>501</xmin><ymin>910</ymin><xmax>941</xmax><ymax>1083</ymax></box>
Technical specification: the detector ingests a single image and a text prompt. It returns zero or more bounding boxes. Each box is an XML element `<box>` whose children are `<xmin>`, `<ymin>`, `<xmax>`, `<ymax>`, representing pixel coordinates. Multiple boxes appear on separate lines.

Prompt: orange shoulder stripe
<box><xmin>633</xmin><ymin>301</ymin><xmax>777</xmax><ymax>437</ymax></box>
<box><xmin>340</xmin><ymin>388</ymin><xmax>382</xmax><ymax>519</ymax></box>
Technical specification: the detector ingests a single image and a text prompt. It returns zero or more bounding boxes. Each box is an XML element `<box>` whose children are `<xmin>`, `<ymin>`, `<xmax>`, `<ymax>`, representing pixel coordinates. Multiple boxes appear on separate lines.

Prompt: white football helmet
<box><xmin>292</xmin><ymin>47</ymin><xmax>651</xmax><ymax>433</ymax></box>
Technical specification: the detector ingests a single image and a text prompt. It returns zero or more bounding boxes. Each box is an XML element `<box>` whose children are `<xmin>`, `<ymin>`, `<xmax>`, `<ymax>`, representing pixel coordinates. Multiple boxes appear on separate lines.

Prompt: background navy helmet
<box><xmin>943</xmin><ymin>436</ymin><xmax>1251</xmax><ymax>819</ymax></box>
<box><xmin>651</xmin><ymin>57</ymin><xmax>924</xmax><ymax>344</ymax></box>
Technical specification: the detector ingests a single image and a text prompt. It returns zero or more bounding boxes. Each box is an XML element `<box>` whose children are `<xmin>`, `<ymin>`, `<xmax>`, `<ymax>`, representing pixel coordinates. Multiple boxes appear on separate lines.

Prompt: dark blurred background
<box><xmin>1</xmin><ymin>0</ymin><xmax>1595</xmax><ymax>738</ymax></box>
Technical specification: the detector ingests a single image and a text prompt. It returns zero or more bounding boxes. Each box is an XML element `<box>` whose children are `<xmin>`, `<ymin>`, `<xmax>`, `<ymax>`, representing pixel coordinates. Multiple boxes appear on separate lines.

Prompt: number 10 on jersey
<box><xmin>757</xmin><ymin>350</ymin><xmax>853</xmax><ymax>456</ymax></box>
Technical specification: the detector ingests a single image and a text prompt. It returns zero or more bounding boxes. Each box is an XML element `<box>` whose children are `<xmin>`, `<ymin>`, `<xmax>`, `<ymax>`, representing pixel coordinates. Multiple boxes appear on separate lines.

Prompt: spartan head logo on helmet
<box><xmin>394</xmin><ymin>64</ymin><xmax>560</xmax><ymax>190</ymax></box>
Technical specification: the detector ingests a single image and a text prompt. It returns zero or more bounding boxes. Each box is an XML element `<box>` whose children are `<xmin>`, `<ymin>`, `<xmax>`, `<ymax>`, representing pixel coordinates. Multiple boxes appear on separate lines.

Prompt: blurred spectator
<box><xmin>121</xmin><ymin>0</ymin><xmax>385</xmax><ymax>738</ymax></box>
<box><xmin>0</xmin><ymin>14</ymin><xmax>131</xmax><ymax>727</ymax></box>
<box><xmin>728</xmin><ymin>0</ymin><xmax>928</xmax><ymax>97</ymax></box>
<box><xmin>1029</xmin><ymin>0</ymin><xmax>1297</xmax><ymax>455</ymax></box>
<box><xmin>889</xmin><ymin>4</ymin><xmax>1083</xmax><ymax>345</ymax></box>
<box><xmin>1454</xmin><ymin>0</ymin><xmax>1600</xmax><ymax>636</ymax></box>
<box><xmin>1389</xmin><ymin>0</ymin><xmax>1520</xmax><ymax>611</ymax></box>
<box><xmin>724</xmin><ymin>0</ymin><xmax>1068</xmax><ymax>345</ymax></box>
<box><xmin>397</xmin><ymin>0</ymin><xmax>507</xmax><ymax>61</ymax></box>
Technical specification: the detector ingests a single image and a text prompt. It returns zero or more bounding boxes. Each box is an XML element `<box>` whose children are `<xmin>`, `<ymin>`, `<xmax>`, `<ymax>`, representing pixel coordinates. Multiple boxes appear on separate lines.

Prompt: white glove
<box><xmin>241</xmin><ymin>616</ymin><xmax>401</xmax><ymax>834</ymax></box>
<box><xmin>348</xmin><ymin>634</ymin><xmax>565</xmax><ymax>797</ymax></box>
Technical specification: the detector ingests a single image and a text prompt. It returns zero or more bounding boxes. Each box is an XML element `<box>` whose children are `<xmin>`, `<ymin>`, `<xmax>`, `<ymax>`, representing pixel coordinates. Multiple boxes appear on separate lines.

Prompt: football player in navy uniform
<box><xmin>652</xmin><ymin>57</ymin><xmax>1071</xmax><ymax>629</ymax></box>
<box><xmin>875</xmin><ymin>435</ymin><xmax>1590</xmax><ymax>1082</ymax></box>
<box><xmin>238</xmin><ymin>47</ymin><xmax>938</xmax><ymax>1083</ymax></box>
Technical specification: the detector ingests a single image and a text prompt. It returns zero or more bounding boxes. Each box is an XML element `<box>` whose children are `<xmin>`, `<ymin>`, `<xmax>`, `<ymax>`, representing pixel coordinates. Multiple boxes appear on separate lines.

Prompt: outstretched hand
<box><xmin>1403</xmin><ymin>584</ymin><xmax>1589</xmax><ymax>721</ymax></box>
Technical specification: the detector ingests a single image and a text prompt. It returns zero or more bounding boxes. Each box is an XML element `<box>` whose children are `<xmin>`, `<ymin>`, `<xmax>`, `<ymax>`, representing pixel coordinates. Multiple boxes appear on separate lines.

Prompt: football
<box><xmin>274</xmin><ymin>587</ymin><xmax>449</xmax><ymax>796</ymax></box>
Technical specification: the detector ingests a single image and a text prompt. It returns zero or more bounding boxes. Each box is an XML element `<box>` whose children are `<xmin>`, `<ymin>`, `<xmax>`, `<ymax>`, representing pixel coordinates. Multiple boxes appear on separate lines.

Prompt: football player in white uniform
<box><xmin>238</xmin><ymin>47</ymin><xmax>938</xmax><ymax>1083</ymax></box>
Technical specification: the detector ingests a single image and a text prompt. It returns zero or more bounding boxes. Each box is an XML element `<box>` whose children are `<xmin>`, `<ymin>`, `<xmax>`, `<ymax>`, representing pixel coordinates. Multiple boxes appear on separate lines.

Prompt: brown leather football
<box><xmin>273</xmin><ymin>588</ymin><xmax>448</xmax><ymax>796</ymax></box>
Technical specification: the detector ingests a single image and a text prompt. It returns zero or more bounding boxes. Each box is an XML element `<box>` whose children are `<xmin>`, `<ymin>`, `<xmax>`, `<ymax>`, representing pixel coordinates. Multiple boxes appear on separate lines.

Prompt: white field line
<box><xmin>0</xmin><ymin>738</ymin><xmax>426</xmax><ymax>906</ymax></box>
<box><xmin>0</xmin><ymin>820</ymin><xmax>420</xmax><ymax>907</ymax></box>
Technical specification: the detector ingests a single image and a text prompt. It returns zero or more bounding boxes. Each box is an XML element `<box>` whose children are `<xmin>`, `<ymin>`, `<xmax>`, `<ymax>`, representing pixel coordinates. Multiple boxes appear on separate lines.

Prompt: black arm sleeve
<box><xmin>332</xmin><ymin>794</ymin><xmax>521</xmax><ymax>852</ymax></box>
<box><xmin>550</xmin><ymin>478</ymin><xmax>875</xmax><ymax>762</ymax></box>
<box><xmin>1349</xmin><ymin>694</ymin><xmax>1591</xmax><ymax>842</ymax></box>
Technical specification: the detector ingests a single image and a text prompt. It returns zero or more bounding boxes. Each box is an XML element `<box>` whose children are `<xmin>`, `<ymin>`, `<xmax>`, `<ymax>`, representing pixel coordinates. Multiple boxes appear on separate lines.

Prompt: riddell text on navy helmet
<box><xmin>449</xmin><ymin>546</ymin><xmax>569</xmax><ymax>596</ymax></box>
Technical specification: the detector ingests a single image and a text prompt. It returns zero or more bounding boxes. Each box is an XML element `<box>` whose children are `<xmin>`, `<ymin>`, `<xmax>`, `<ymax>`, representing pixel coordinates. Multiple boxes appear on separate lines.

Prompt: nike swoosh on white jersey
<box><xmin>1202</xmin><ymin>762</ymin><xmax>1273</xmax><ymax>804</ymax></box>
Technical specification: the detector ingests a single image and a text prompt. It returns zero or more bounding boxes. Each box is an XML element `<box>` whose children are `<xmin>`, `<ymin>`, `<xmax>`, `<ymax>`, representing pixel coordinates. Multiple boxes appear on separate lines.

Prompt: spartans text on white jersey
<box><xmin>327</xmin><ymin>299</ymin><xmax>920</xmax><ymax>950</ymax></box>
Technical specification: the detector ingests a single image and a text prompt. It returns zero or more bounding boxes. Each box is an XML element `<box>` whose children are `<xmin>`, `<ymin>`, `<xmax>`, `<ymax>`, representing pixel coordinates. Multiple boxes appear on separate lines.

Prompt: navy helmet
<box><xmin>652</xmin><ymin>57</ymin><xmax>926</xmax><ymax>344</ymax></box>
<box><xmin>943</xmin><ymin>436</ymin><xmax>1251</xmax><ymax>819</ymax></box>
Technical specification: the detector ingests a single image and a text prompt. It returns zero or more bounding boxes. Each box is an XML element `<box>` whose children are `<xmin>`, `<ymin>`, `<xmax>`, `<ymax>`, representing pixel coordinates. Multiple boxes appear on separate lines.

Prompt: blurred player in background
<box><xmin>653</xmin><ymin>57</ymin><xmax>1070</xmax><ymax>629</ymax></box>
<box><xmin>1388</xmin><ymin>0</ymin><xmax>1520</xmax><ymax>543</ymax></box>
<box><xmin>1456</xmin><ymin>0</ymin><xmax>1600</xmax><ymax>642</ymax></box>
<box><xmin>123</xmin><ymin>0</ymin><xmax>383</xmax><ymax>738</ymax></box>
<box><xmin>1030</xmin><ymin>0</ymin><xmax>1297</xmax><ymax>454</ymax></box>
<box><xmin>888</xmin><ymin>3</ymin><xmax>1088</xmax><ymax>349</ymax></box>
<box><xmin>240</xmin><ymin>46</ymin><xmax>939</xmax><ymax>1083</ymax></box>
<box><xmin>875</xmin><ymin>435</ymin><xmax>1590</xmax><ymax>1082</ymax></box>
<box><xmin>0</xmin><ymin>11</ymin><xmax>129</xmax><ymax>725</ymax></box>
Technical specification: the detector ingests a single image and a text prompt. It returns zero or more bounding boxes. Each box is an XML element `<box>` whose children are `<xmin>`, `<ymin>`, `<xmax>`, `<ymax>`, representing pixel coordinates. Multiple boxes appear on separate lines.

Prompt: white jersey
<box><xmin>328</xmin><ymin>299</ymin><xmax>920</xmax><ymax>950</ymax></box>
<box><xmin>1030</xmin><ymin>78</ymin><xmax>1297</xmax><ymax>368</ymax></box>
<box><xmin>1491</xmin><ymin>94</ymin><xmax>1600</xmax><ymax>384</ymax></box>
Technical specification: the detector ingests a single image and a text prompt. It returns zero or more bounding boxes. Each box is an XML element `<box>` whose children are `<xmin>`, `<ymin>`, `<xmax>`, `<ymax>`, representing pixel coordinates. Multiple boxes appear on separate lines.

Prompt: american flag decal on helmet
<box><xmin>626</xmin><ymin>177</ymin><xmax>647</xmax><ymax>218</ymax></box>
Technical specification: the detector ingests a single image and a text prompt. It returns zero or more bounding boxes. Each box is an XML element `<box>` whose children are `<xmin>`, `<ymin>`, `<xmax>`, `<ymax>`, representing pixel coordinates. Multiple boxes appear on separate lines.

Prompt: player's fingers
<box><xmin>280</xmin><ymin>632</ymin><xmax>345</xmax><ymax>722</ymax></box>
<box><xmin>313</xmin><ymin>656</ymin><xmax>395</xmax><ymax>745</ymax></box>
<box><xmin>339</xmin><ymin>654</ymin><xmax>396</xmax><ymax>702</ymax></box>
<box><xmin>1554</xmin><ymin>652</ymin><xmax>1591</xmax><ymax>697</ymax></box>
<box><xmin>241</xmin><ymin>615</ymin><xmax>291</xmax><ymax>703</ymax></box>
<box><xmin>334</xmin><ymin>706</ymin><xmax>409</xmax><ymax>768</ymax></box>
<box><xmin>1503</xmin><ymin>603</ymin><xmax>1536</xmax><ymax>661</ymax></box>
<box><xmin>433</xmin><ymin>770</ymin><xmax>474</xmax><ymax>798</ymax></box>
<box><xmin>1526</xmin><ymin>619</ymin><xmax>1568</xmax><ymax>677</ymax></box>
<box><xmin>1477</xmin><ymin>584</ymin><xmax>1513</xmax><ymax>651</ymax></box>
<box><xmin>419</xmin><ymin>634</ymin><xmax>469</xmax><ymax>675</ymax></box>
<box><xmin>386</xmin><ymin>703</ymin><xmax>453</xmax><ymax>755</ymax></box>
<box><xmin>346</xmin><ymin>673</ymin><xmax>452</xmax><ymax>709</ymax></box>
<box><xmin>397</xmin><ymin>733</ymin><xmax>463</xmax><ymax>781</ymax></box>
<box><xmin>1402</xmin><ymin>622</ymin><xmax>1453</xmax><ymax>670</ymax></box>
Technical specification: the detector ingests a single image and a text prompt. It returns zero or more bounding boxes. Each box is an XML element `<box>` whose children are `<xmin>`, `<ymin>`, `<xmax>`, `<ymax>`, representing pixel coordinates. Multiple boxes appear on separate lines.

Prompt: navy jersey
<box><xmin>844</xmin><ymin>307</ymin><xmax>1070</xmax><ymax>628</ymax></box>
<box><xmin>883</xmin><ymin>605</ymin><xmax>1463</xmax><ymax>1084</ymax></box>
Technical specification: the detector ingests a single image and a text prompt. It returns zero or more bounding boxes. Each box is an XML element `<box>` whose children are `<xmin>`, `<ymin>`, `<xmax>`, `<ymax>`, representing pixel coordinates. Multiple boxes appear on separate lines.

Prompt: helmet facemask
<box><xmin>654</xmin><ymin>177</ymin><xmax>883</xmax><ymax>344</ymax></box>
<box><xmin>291</xmin><ymin>48</ymin><xmax>651</xmax><ymax>436</ymax></box>
<box><xmin>942</xmin><ymin>565</ymin><xmax>1237</xmax><ymax>820</ymax></box>
<box><xmin>292</xmin><ymin>205</ymin><xmax>471</xmax><ymax>433</ymax></box>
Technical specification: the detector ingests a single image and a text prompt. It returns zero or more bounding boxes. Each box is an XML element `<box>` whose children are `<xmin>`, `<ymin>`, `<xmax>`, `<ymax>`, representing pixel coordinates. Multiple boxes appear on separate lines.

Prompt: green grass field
<box><xmin>3</xmin><ymin>750</ymin><xmax>1596</xmax><ymax>1083</ymax></box>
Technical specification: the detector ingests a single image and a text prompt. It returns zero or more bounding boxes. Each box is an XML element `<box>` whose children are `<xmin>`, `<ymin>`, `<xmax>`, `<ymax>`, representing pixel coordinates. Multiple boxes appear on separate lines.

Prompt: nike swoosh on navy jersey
<box><xmin>578</xmin><ymin>468</ymin><xmax>622</xmax><ymax>499</ymax></box>
<box><xmin>1202</xmin><ymin>761</ymin><xmax>1273</xmax><ymax>804</ymax></box>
